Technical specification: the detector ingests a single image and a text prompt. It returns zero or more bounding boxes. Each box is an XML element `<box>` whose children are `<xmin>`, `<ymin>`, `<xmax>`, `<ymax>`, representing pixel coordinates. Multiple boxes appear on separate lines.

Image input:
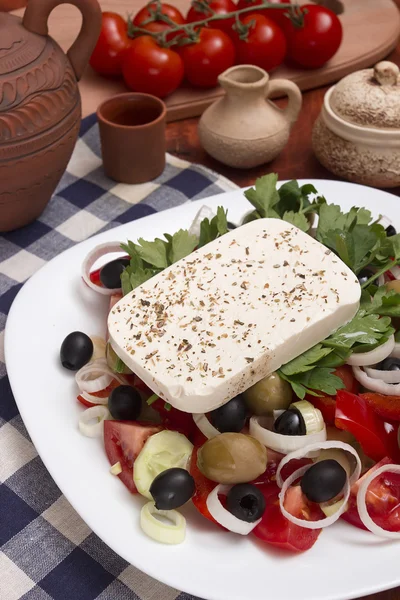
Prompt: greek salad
<box><xmin>60</xmin><ymin>174</ymin><xmax>400</xmax><ymax>551</ymax></box>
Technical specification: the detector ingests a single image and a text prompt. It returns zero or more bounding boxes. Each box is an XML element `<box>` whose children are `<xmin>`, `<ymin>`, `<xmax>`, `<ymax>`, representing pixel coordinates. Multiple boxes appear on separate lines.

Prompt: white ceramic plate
<box><xmin>6</xmin><ymin>180</ymin><xmax>400</xmax><ymax>600</ymax></box>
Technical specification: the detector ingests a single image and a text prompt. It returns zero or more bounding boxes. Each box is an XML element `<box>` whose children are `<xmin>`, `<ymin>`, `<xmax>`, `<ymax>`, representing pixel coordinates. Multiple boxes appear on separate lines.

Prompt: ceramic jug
<box><xmin>199</xmin><ymin>65</ymin><xmax>302</xmax><ymax>169</ymax></box>
<box><xmin>0</xmin><ymin>0</ymin><xmax>102</xmax><ymax>231</ymax></box>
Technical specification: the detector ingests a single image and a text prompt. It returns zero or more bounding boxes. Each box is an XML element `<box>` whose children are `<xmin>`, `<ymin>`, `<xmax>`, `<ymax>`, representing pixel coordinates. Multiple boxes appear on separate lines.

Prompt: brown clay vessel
<box><xmin>0</xmin><ymin>0</ymin><xmax>102</xmax><ymax>231</ymax></box>
<box><xmin>97</xmin><ymin>93</ymin><xmax>167</xmax><ymax>185</ymax></box>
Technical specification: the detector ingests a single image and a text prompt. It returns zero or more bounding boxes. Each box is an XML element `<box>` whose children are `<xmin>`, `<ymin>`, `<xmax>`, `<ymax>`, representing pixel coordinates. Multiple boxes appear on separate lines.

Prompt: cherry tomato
<box><xmin>361</xmin><ymin>392</ymin><xmax>400</xmax><ymax>422</ymax></box>
<box><xmin>180</xmin><ymin>28</ymin><xmax>235</xmax><ymax>88</ymax></box>
<box><xmin>233</xmin><ymin>14</ymin><xmax>286</xmax><ymax>72</ymax></box>
<box><xmin>122</xmin><ymin>36</ymin><xmax>184</xmax><ymax>98</ymax></box>
<box><xmin>335</xmin><ymin>390</ymin><xmax>400</xmax><ymax>463</ymax></box>
<box><xmin>281</xmin><ymin>4</ymin><xmax>342</xmax><ymax>69</ymax></box>
<box><xmin>90</xmin><ymin>12</ymin><xmax>131</xmax><ymax>76</ymax></box>
<box><xmin>132</xmin><ymin>2</ymin><xmax>185</xmax><ymax>42</ymax></box>
<box><xmin>253</xmin><ymin>481</ymin><xmax>322</xmax><ymax>552</ymax></box>
<box><xmin>236</xmin><ymin>0</ymin><xmax>288</xmax><ymax>29</ymax></box>
<box><xmin>104</xmin><ymin>420</ymin><xmax>162</xmax><ymax>493</ymax></box>
<box><xmin>307</xmin><ymin>365</ymin><xmax>358</xmax><ymax>425</ymax></box>
<box><xmin>186</xmin><ymin>0</ymin><xmax>236</xmax><ymax>38</ymax></box>
<box><xmin>342</xmin><ymin>457</ymin><xmax>400</xmax><ymax>533</ymax></box>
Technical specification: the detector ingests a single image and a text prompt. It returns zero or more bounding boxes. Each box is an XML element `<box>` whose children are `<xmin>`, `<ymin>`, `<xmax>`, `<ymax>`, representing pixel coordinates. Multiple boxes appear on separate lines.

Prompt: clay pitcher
<box><xmin>0</xmin><ymin>0</ymin><xmax>102</xmax><ymax>231</ymax></box>
<box><xmin>199</xmin><ymin>65</ymin><xmax>302</xmax><ymax>169</ymax></box>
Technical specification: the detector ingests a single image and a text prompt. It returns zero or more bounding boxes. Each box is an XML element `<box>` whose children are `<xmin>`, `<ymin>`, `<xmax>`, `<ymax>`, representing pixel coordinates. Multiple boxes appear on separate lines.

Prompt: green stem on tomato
<box><xmin>128</xmin><ymin>1</ymin><xmax>296</xmax><ymax>46</ymax></box>
<box><xmin>361</xmin><ymin>259</ymin><xmax>400</xmax><ymax>289</ymax></box>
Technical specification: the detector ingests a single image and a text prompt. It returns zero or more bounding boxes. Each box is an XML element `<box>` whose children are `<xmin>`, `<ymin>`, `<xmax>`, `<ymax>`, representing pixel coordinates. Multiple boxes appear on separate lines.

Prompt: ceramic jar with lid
<box><xmin>312</xmin><ymin>61</ymin><xmax>400</xmax><ymax>188</ymax></box>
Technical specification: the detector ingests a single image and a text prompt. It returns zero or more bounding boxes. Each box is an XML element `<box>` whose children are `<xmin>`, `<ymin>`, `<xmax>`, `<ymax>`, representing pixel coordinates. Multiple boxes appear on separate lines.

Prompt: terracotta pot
<box><xmin>198</xmin><ymin>65</ymin><xmax>302</xmax><ymax>169</ymax></box>
<box><xmin>0</xmin><ymin>0</ymin><xmax>102</xmax><ymax>231</ymax></box>
<box><xmin>312</xmin><ymin>61</ymin><xmax>400</xmax><ymax>188</ymax></box>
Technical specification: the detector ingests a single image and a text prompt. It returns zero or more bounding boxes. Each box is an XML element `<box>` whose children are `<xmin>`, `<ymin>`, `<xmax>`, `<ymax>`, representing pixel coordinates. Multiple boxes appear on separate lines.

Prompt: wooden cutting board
<box><xmin>13</xmin><ymin>0</ymin><xmax>400</xmax><ymax>121</ymax></box>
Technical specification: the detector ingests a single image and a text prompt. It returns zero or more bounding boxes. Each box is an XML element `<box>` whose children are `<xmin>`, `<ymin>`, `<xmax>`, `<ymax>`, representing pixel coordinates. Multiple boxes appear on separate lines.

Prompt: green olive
<box><xmin>197</xmin><ymin>433</ymin><xmax>267</xmax><ymax>484</ymax></box>
<box><xmin>243</xmin><ymin>372</ymin><xmax>292</xmax><ymax>415</ymax></box>
<box><xmin>106</xmin><ymin>342</ymin><xmax>132</xmax><ymax>375</ymax></box>
<box><xmin>386</xmin><ymin>280</ymin><xmax>400</xmax><ymax>294</ymax></box>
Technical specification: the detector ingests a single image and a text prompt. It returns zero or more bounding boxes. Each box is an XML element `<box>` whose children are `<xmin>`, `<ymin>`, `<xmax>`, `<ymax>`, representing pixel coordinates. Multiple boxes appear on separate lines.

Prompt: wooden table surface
<box><xmin>2</xmin><ymin>1</ymin><xmax>400</xmax><ymax>599</ymax></box>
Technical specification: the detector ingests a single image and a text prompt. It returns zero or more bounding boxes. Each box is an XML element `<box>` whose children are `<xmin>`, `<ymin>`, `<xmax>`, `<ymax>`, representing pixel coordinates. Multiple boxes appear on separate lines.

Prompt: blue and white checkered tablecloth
<box><xmin>0</xmin><ymin>114</ymin><xmax>238</xmax><ymax>600</ymax></box>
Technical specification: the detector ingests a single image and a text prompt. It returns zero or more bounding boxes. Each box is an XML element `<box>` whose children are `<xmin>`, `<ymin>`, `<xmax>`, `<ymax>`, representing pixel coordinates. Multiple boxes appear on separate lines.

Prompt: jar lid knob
<box><xmin>374</xmin><ymin>61</ymin><xmax>399</xmax><ymax>86</ymax></box>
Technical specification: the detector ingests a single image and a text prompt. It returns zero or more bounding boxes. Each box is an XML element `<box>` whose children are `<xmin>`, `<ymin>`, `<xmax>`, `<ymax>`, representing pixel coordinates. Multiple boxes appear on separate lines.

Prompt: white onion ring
<box><xmin>391</xmin><ymin>343</ymin><xmax>400</xmax><ymax>359</ymax></box>
<box><xmin>390</xmin><ymin>266</ymin><xmax>400</xmax><ymax>280</ymax></box>
<box><xmin>346</xmin><ymin>335</ymin><xmax>394</xmax><ymax>367</ymax></box>
<box><xmin>276</xmin><ymin>441</ymin><xmax>362</xmax><ymax>489</ymax></box>
<box><xmin>357</xmin><ymin>463</ymin><xmax>400</xmax><ymax>539</ymax></box>
<box><xmin>364</xmin><ymin>366</ymin><xmax>400</xmax><ymax>384</ymax></box>
<box><xmin>78</xmin><ymin>405</ymin><xmax>110</xmax><ymax>437</ymax></box>
<box><xmin>352</xmin><ymin>365</ymin><xmax>400</xmax><ymax>395</ymax></box>
<box><xmin>193</xmin><ymin>413</ymin><xmax>220</xmax><ymax>439</ymax></box>
<box><xmin>279</xmin><ymin>465</ymin><xmax>350</xmax><ymax>530</ymax></box>
<box><xmin>206</xmin><ymin>484</ymin><xmax>261</xmax><ymax>535</ymax></box>
<box><xmin>249</xmin><ymin>415</ymin><xmax>326</xmax><ymax>455</ymax></box>
<box><xmin>79</xmin><ymin>391</ymin><xmax>109</xmax><ymax>406</ymax></box>
<box><xmin>76</xmin><ymin>358</ymin><xmax>126</xmax><ymax>394</ymax></box>
<box><xmin>188</xmin><ymin>205</ymin><xmax>215</xmax><ymax>238</ymax></box>
<box><xmin>378</xmin><ymin>274</ymin><xmax>386</xmax><ymax>287</ymax></box>
<box><xmin>379</xmin><ymin>216</ymin><xmax>393</xmax><ymax>230</ymax></box>
<box><xmin>82</xmin><ymin>242</ymin><xmax>126</xmax><ymax>295</ymax></box>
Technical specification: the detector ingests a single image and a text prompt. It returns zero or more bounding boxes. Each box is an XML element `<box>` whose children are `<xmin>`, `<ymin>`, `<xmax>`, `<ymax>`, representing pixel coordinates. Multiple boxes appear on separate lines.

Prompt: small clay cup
<box><xmin>97</xmin><ymin>93</ymin><xmax>166</xmax><ymax>184</ymax></box>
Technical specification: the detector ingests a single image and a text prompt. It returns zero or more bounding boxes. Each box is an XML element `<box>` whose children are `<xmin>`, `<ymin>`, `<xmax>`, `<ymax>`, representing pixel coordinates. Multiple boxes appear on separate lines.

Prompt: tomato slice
<box><xmin>77</xmin><ymin>379</ymin><xmax>120</xmax><ymax>407</ymax></box>
<box><xmin>361</xmin><ymin>392</ymin><xmax>400</xmax><ymax>422</ymax></box>
<box><xmin>342</xmin><ymin>457</ymin><xmax>400</xmax><ymax>532</ymax></box>
<box><xmin>335</xmin><ymin>390</ymin><xmax>400</xmax><ymax>462</ymax></box>
<box><xmin>189</xmin><ymin>446</ymin><xmax>221</xmax><ymax>527</ymax></box>
<box><xmin>104</xmin><ymin>420</ymin><xmax>162</xmax><ymax>493</ymax></box>
<box><xmin>253</xmin><ymin>481</ymin><xmax>322</xmax><ymax>552</ymax></box>
<box><xmin>150</xmin><ymin>398</ymin><xmax>195</xmax><ymax>440</ymax></box>
<box><xmin>307</xmin><ymin>365</ymin><xmax>358</xmax><ymax>425</ymax></box>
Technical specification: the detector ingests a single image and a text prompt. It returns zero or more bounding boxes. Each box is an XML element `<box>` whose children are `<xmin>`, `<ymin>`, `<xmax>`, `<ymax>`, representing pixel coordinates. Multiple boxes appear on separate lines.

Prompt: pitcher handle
<box><xmin>267</xmin><ymin>79</ymin><xmax>302</xmax><ymax>126</ymax></box>
<box><xmin>23</xmin><ymin>0</ymin><xmax>102</xmax><ymax>81</ymax></box>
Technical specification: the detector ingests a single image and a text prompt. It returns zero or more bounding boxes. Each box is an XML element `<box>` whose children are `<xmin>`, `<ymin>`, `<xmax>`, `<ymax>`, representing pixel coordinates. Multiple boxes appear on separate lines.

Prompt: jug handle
<box><xmin>22</xmin><ymin>0</ymin><xmax>102</xmax><ymax>81</ymax></box>
<box><xmin>267</xmin><ymin>79</ymin><xmax>302</xmax><ymax>126</ymax></box>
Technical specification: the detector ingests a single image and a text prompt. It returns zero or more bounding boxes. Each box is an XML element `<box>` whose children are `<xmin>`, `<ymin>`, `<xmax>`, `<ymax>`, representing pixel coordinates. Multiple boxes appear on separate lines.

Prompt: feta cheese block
<box><xmin>108</xmin><ymin>218</ymin><xmax>361</xmax><ymax>413</ymax></box>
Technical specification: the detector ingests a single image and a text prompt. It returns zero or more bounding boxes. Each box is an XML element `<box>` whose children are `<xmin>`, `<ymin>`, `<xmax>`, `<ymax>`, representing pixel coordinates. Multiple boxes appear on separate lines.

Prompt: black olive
<box><xmin>99</xmin><ymin>258</ymin><xmax>130</xmax><ymax>289</ymax></box>
<box><xmin>226</xmin><ymin>483</ymin><xmax>266</xmax><ymax>522</ymax></box>
<box><xmin>273</xmin><ymin>408</ymin><xmax>306</xmax><ymax>436</ymax></box>
<box><xmin>301</xmin><ymin>459</ymin><xmax>347</xmax><ymax>503</ymax></box>
<box><xmin>60</xmin><ymin>331</ymin><xmax>93</xmax><ymax>371</ymax></box>
<box><xmin>380</xmin><ymin>357</ymin><xmax>400</xmax><ymax>372</ymax></box>
<box><xmin>386</xmin><ymin>225</ymin><xmax>397</xmax><ymax>237</ymax></box>
<box><xmin>357</xmin><ymin>268</ymin><xmax>377</xmax><ymax>287</ymax></box>
<box><xmin>108</xmin><ymin>385</ymin><xmax>141</xmax><ymax>420</ymax></box>
<box><xmin>209</xmin><ymin>395</ymin><xmax>247</xmax><ymax>433</ymax></box>
<box><xmin>150</xmin><ymin>468</ymin><xmax>195</xmax><ymax>510</ymax></box>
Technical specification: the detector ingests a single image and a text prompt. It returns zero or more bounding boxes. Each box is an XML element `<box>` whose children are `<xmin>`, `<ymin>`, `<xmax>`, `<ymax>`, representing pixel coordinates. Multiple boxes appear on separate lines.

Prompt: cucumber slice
<box><xmin>134</xmin><ymin>430</ymin><xmax>194</xmax><ymax>499</ymax></box>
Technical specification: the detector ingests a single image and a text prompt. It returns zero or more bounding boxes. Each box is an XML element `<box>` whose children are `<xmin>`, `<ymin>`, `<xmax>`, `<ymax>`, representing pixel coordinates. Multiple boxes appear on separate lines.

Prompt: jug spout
<box><xmin>218</xmin><ymin>65</ymin><xmax>269</xmax><ymax>96</ymax></box>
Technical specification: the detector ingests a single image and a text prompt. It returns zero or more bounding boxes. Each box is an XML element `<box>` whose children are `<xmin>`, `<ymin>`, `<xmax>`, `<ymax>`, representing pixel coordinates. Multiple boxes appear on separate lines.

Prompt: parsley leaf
<box><xmin>243</xmin><ymin>173</ymin><xmax>280</xmax><ymax>219</ymax></box>
<box><xmin>134</xmin><ymin>237</ymin><xmax>169</xmax><ymax>269</ymax></box>
<box><xmin>279</xmin><ymin>344</ymin><xmax>333</xmax><ymax>377</ymax></box>
<box><xmin>362</xmin><ymin>285</ymin><xmax>400</xmax><ymax>319</ymax></box>
<box><xmin>168</xmin><ymin>229</ymin><xmax>198</xmax><ymax>264</ymax></box>
<box><xmin>323</xmin><ymin>312</ymin><xmax>393</xmax><ymax>351</ymax></box>
<box><xmin>282</xmin><ymin>210</ymin><xmax>310</xmax><ymax>232</ymax></box>
<box><xmin>279</xmin><ymin>368</ymin><xmax>346</xmax><ymax>399</ymax></box>
<box><xmin>198</xmin><ymin>206</ymin><xmax>228</xmax><ymax>247</ymax></box>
